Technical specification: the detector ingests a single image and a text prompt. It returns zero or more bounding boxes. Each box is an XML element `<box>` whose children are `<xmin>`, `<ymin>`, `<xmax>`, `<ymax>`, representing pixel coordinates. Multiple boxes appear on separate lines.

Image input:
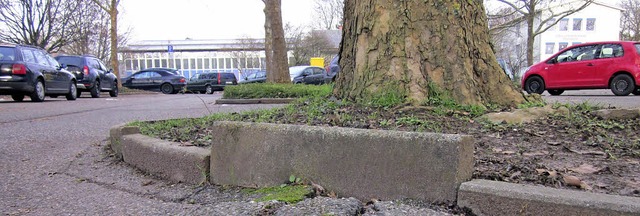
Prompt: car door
<box><xmin>590</xmin><ymin>43</ymin><xmax>623</xmax><ymax>86</ymax></box>
<box><xmin>313</xmin><ymin>68</ymin><xmax>325</xmax><ymax>84</ymax></box>
<box><xmin>302</xmin><ymin>68</ymin><xmax>314</xmax><ymax>84</ymax></box>
<box><xmin>188</xmin><ymin>73</ymin><xmax>205</xmax><ymax>91</ymax></box>
<box><xmin>92</xmin><ymin>58</ymin><xmax>111</xmax><ymax>90</ymax></box>
<box><xmin>148</xmin><ymin>71</ymin><xmax>164</xmax><ymax>89</ymax></box>
<box><xmin>130</xmin><ymin>72</ymin><xmax>151</xmax><ymax>89</ymax></box>
<box><xmin>45</xmin><ymin>54</ymin><xmax>72</xmax><ymax>93</ymax></box>
<box><xmin>545</xmin><ymin>45</ymin><xmax>598</xmax><ymax>88</ymax></box>
<box><xmin>32</xmin><ymin>49</ymin><xmax>65</xmax><ymax>93</ymax></box>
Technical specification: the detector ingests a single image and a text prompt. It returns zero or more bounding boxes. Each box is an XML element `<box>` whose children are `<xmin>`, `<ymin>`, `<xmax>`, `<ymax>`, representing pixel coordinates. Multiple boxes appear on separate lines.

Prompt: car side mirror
<box><xmin>58</xmin><ymin>64</ymin><xmax>67</xmax><ymax>70</ymax></box>
<box><xmin>107</xmin><ymin>69</ymin><xmax>113</xmax><ymax>73</ymax></box>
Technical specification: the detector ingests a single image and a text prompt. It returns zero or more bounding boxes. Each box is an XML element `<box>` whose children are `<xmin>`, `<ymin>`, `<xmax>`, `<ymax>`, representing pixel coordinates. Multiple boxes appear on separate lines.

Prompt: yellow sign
<box><xmin>310</xmin><ymin>57</ymin><xmax>324</xmax><ymax>67</ymax></box>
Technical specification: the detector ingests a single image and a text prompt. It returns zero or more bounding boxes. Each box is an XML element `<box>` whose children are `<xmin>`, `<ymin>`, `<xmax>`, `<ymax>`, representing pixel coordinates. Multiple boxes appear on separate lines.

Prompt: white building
<box><xmin>537</xmin><ymin>1</ymin><xmax>624</xmax><ymax>61</ymax></box>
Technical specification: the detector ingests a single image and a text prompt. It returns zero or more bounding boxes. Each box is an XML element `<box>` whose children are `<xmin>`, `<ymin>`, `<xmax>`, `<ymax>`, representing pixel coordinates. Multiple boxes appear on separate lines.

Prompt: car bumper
<box><xmin>0</xmin><ymin>80</ymin><xmax>34</xmax><ymax>94</ymax></box>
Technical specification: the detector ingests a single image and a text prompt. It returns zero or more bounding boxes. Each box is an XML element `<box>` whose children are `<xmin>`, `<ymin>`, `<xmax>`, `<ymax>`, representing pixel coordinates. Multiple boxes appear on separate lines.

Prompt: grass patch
<box><xmin>251</xmin><ymin>185</ymin><xmax>313</xmax><ymax>203</ymax></box>
<box><xmin>223</xmin><ymin>83</ymin><xmax>332</xmax><ymax>99</ymax></box>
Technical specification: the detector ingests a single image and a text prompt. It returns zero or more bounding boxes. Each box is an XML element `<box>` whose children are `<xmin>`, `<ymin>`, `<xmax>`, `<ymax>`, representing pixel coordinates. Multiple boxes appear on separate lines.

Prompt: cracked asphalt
<box><xmin>0</xmin><ymin>92</ymin><xmax>282</xmax><ymax>215</ymax></box>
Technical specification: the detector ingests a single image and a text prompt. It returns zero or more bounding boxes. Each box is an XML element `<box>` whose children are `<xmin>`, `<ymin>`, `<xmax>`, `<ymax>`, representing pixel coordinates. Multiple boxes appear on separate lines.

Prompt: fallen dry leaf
<box><xmin>563</xmin><ymin>175</ymin><xmax>583</xmax><ymax>187</ymax></box>
<box><xmin>570</xmin><ymin>164</ymin><xmax>601</xmax><ymax>174</ymax></box>
<box><xmin>563</xmin><ymin>175</ymin><xmax>592</xmax><ymax>190</ymax></box>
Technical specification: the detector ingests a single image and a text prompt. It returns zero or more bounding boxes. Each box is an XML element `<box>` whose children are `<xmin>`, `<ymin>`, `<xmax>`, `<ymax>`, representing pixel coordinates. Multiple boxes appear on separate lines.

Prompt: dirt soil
<box><xmin>150</xmin><ymin>99</ymin><xmax>640</xmax><ymax>198</ymax></box>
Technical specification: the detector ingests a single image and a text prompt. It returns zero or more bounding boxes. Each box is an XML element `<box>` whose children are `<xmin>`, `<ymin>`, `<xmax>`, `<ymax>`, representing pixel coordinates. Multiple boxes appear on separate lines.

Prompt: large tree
<box><xmin>0</xmin><ymin>0</ymin><xmax>84</xmax><ymax>52</ymax></box>
<box><xmin>90</xmin><ymin>0</ymin><xmax>121</xmax><ymax>88</ymax></box>
<box><xmin>620</xmin><ymin>0</ymin><xmax>640</xmax><ymax>41</ymax></box>
<box><xmin>489</xmin><ymin>0</ymin><xmax>592</xmax><ymax>66</ymax></box>
<box><xmin>335</xmin><ymin>0</ymin><xmax>525</xmax><ymax>106</ymax></box>
<box><xmin>262</xmin><ymin>0</ymin><xmax>290</xmax><ymax>83</ymax></box>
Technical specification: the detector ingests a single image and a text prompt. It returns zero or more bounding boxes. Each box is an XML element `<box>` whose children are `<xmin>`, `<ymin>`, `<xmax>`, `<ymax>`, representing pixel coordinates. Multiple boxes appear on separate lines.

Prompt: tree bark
<box><xmin>263</xmin><ymin>0</ymin><xmax>290</xmax><ymax>83</ymax></box>
<box><xmin>263</xmin><ymin>3</ymin><xmax>274</xmax><ymax>80</ymax></box>
<box><xmin>335</xmin><ymin>0</ymin><xmax>525</xmax><ymax>106</ymax></box>
<box><xmin>109</xmin><ymin>0</ymin><xmax>121</xmax><ymax>88</ymax></box>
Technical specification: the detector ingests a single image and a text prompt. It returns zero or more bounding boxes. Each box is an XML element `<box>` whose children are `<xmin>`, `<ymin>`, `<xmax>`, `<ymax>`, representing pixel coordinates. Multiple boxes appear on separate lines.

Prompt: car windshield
<box><xmin>55</xmin><ymin>56</ymin><xmax>83</xmax><ymax>67</ymax></box>
<box><xmin>289</xmin><ymin>66</ymin><xmax>307</xmax><ymax>76</ymax></box>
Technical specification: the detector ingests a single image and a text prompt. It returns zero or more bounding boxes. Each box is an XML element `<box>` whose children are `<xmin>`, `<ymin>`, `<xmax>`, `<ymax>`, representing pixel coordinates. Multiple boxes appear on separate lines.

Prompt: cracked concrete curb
<box><xmin>215</xmin><ymin>98</ymin><xmax>296</xmax><ymax>104</ymax></box>
<box><xmin>108</xmin><ymin>124</ymin><xmax>640</xmax><ymax>215</ymax></box>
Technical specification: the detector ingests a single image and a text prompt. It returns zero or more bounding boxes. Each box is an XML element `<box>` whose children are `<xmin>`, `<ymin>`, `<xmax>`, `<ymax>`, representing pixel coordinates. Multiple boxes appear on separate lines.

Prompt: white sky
<box><xmin>120</xmin><ymin>0</ymin><xmax>315</xmax><ymax>41</ymax></box>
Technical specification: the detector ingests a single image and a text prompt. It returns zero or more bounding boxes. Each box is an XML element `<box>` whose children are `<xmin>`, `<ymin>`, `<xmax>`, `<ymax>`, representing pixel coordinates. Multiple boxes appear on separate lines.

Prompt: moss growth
<box><xmin>252</xmin><ymin>185</ymin><xmax>313</xmax><ymax>203</ymax></box>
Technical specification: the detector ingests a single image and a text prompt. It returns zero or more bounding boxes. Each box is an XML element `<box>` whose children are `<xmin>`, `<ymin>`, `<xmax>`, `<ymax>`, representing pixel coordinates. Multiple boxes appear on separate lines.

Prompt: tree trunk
<box><xmin>335</xmin><ymin>0</ymin><xmax>525</xmax><ymax>106</ymax></box>
<box><xmin>109</xmin><ymin>0</ymin><xmax>121</xmax><ymax>88</ymax></box>
<box><xmin>264</xmin><ymin>0</ymin><xmax>290</xmax><ymax>83</ymax></box>
<box><xmin>263</xmin><ymin>4</ymin><xmax>274</xmax><ymax>81</ymax></box>
<box><xmin>526</xmin><ymin>1</ymin><xmax>536</xmax><ymax>66</ymax></box>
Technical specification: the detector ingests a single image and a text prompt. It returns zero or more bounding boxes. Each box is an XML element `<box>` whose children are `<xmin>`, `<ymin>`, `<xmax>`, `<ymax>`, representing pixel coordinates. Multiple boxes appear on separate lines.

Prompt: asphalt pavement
<box><xmin>0</xmin><ymin>92</ymin><xmax>282</xmax><ymax>215</ymax></box>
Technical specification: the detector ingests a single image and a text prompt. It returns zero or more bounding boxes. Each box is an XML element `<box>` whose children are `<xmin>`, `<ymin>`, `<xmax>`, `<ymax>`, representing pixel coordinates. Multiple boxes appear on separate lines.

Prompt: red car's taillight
<box><xmin>179</xmin><ymin>78</ymin><xmax>186</xmax><ymax>83</ymax></box>
<box><xmin>217</xmin><ymin>73</ymin><xmax>221</xmax><ymax>84</ymax></box>
<box><xmin>83</xmin><ymin>65</ymin><xmax>89</xmax><ymax>75</ymax></box>
<box><xmin>12</xmin><ymin>64</ymin><xmax>26</xmax><ymax>75</ymax></box>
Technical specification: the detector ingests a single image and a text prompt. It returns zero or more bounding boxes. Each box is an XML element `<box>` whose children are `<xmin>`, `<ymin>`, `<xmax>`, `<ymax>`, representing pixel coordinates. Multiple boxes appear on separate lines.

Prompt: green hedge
<box><xmin>223</xmin><ymin>83</ymin><xmax>332</xmax><ymax>99</ymax></box>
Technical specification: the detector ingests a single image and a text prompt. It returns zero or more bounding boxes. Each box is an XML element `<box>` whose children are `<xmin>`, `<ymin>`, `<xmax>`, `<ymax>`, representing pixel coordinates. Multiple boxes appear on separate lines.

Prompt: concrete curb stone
<box><xmin>458</xmin><ymin>179</ymin><xmax>640</xmax><ymax>216</ymax></box>
<box><xmin>120</xmin><ymin>134</ymin><xmax>210</xmax><ymax>184</ymax></box>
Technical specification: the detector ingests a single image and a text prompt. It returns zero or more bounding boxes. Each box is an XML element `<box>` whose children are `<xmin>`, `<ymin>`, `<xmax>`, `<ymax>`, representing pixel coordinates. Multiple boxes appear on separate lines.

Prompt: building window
<box><xmin>545</xmin><ymin>42</ymin><xmax>555</xmax><ymax>54</ymax></box>
<box><xmin>559</xmin><ymin>18</ymin><xmax>569</xmax><ymax>31</ymax></box>
<box><xmin>559</xmin><ymin>42</ymin><xmax>569</xmax><ymax>51</ymax></box>
<box><xmin>586</xmin><ymin>18</ymin><xmax>596</xmax><ymax>31</ymax></box>
<box><xmin>573</xmin><ymin>18</ymin><xmax>582</xmax><ymax>31</ymax></box>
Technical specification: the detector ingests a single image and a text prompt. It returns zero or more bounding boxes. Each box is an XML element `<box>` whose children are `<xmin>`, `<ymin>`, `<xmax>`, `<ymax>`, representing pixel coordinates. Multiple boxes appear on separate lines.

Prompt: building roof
<box><xmin>121</xmin><ymin>39</ymin><xmax>266</xmax><ymax>53</ymax></box>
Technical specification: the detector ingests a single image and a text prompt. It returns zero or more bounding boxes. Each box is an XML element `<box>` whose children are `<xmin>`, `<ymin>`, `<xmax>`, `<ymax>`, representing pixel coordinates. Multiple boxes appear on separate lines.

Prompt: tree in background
<box><xmin>0</xmin><ymin>0</ymin><xmax>84</xmax><ymax>52</ymax></box>
<box><xmin>489</xmin><ymin>0</ymin><xmax>592</xmax><ymax>66</ymax></box>
<box><xmin>60</xmin><ymin>2</ymin><xmax>130</xmax><ymax>64</ymax></box>
<box><xmin>286</xmin><ymin>23</ymin><xmax>335</xmax><ymax>66</ymax></box>
<box><xmin>335</xmin><ymin>0</ymin><xmax>525</xmax><ymax>107</ymax></box>
<box><xmin>487</xmin><ymin>6</ymin><xmax>528</xmax><ymax>79</ymax></box>
<box><xmin>90</xmin><ymin>0</ymin><xmax>121</xmax><ymax>88</ymax></box>
<box><xmin>313</xmin><ymin>0</ymin><xmax>344</xmax><ymax>30</ymax></box>
<box><xmin>262</xmin><ymin>0</ymin><xmax>290</xmax><ymax>83</ymax></box>
<box><xmin>230</xmin><ymin>36</ymin><xmax>263</xmax><ymax>79</ymax></box>
<box><xmin>620</xmin><ymin>0</ymin><xmax>640</xmax><ymax>41</ymax></box>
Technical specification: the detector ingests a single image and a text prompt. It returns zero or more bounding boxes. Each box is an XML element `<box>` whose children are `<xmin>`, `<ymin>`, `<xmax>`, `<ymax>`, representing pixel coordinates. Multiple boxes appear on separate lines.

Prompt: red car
<box><xmin>522</xmin><ymin>41</ymin><xmax>640</xmax><ymax>96</ymax></box>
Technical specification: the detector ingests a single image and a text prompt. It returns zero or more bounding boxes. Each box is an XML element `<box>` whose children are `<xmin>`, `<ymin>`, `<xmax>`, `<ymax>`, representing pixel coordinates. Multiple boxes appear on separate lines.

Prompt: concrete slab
<box><xmin>121</xmin><ymin>134</ymin><xmax>210</xmax><ymax>184</ymax></box>
<box><xmin>458</xmin><ymin>179</ymin><xmax>640</xmax><ymax>216</ymax></box>
<box><xmin>209</xmin><ymin>121</ymin><xmax>474</xmax><ymax>203</ymax></box>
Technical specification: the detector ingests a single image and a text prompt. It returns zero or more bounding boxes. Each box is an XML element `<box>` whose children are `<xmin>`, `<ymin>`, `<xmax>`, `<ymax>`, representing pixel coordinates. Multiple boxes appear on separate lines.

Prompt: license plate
<box><xmin>225</xmin><ymin>81</ymin><xmax>232</xmax><ymax>84</ymax></box>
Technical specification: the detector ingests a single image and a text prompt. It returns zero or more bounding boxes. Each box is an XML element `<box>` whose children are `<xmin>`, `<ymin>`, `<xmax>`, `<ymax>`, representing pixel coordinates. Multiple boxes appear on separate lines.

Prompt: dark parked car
<box><xmin>0</xmin><ymin>44</ymin><xmax>77</xmax><ymax>102</ymax></box>
<box><xmin>325</xmin><ymin>55</ymin><xmax>340</xmax><ymax>83</ymax></box>
<box><xmin>522</xmin><ymin>41</ymin><xmax>640</xmax><ymax>96</ymax></box>
<box><xmin>122</xmin><ymin>68</ymin><xmax>186</xmax><ymax>94</ymax></box>
<box><xmin>289</xmin><ymin>66</ymin><xmax>327</xmax><ymax>85</ymax></box>
<box><xmin>186</xmin><ymin>72</ymin><xmax>237</xmax><ymax>94</ymax></box>
<box><xmin>239</xmin><ymin>71</ymin><xmax>266</xmax><ymax>84</ymax></box>
<box><xmin>55</xmin><ymin>55</ymin><xmax>118</xmax><ymax>98</ymax></box>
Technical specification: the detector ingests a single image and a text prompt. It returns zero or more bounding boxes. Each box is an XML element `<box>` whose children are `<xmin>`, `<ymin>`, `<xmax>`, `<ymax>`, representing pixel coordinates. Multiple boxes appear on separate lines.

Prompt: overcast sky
<box><xmin>120</xmin><ymin>0</ymin><xmax>315</xmax><ymax>42</ymax></box>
